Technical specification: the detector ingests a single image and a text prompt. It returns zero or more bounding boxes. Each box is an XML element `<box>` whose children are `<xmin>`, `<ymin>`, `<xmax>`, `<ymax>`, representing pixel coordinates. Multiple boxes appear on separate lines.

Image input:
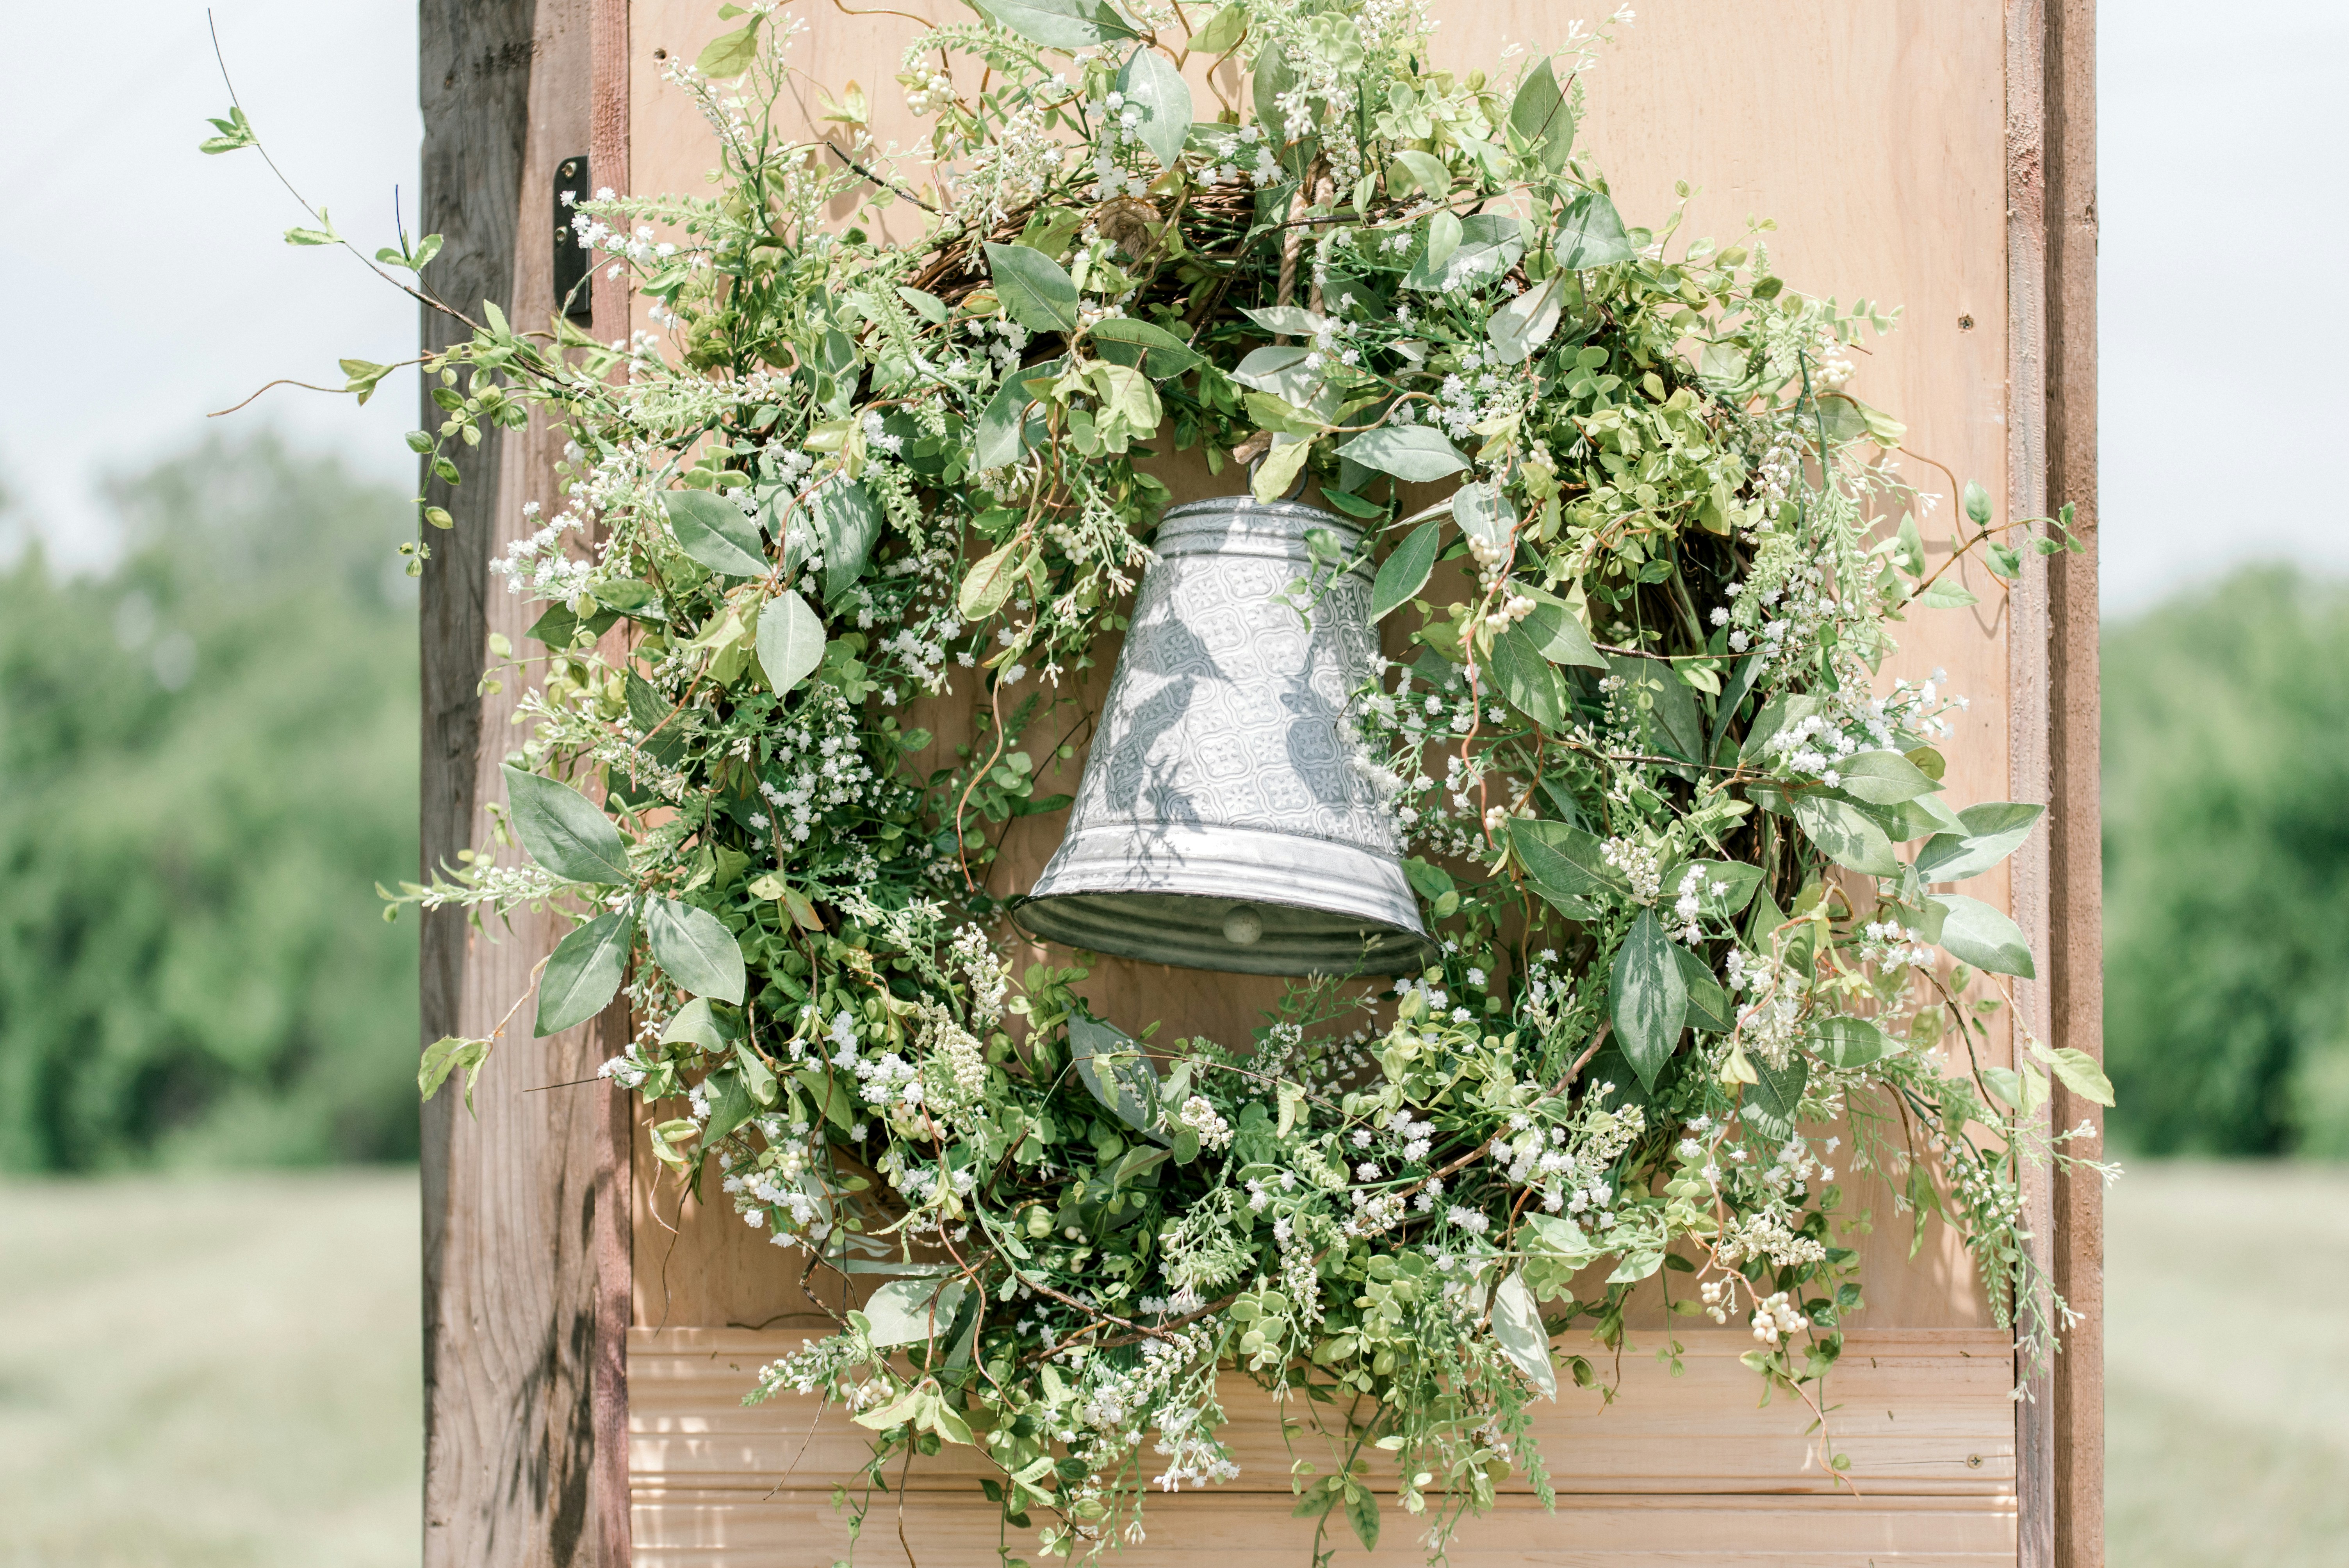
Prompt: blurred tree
<box><xmin>0</xmin><ymin>433</ymin><xmax>419</xmax><ymax>1169</ymax></box>
<box><xmin>2103</xmin><ymin>567</ymin><xmax>2349</xmax><ymax>1156</ymax></box>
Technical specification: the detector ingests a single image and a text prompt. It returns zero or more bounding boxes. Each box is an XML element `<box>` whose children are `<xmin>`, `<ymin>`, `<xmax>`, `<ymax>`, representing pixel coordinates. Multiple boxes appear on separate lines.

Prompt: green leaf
<box><xmin>1450</xmin><ymin>480</ymin><xmax>1515</xmax><ymax>549</ymax></box>
<box><xmin>1916</xmin><ymin>578</ymin><xmax>1981</xmax><ymax>609</ymax></box>
<box><xmin>756</xmin><ymin>589</ymin><xmax>827</xmax><ymax>695</ymax></box>
<box><xmin>813</xmin><ymin>480</ymin><xmax>883</xmax><ymax>600</ymax></box>
<box><xmin>1250</xmin><ymin>439</ymin><xmax>1312</xmax><ymax>503</ymax></box>
<box><xmin>958</xmin><ymin>541</ymin><xmax>1023</xmax><ymax>620</ymax></box>
<box><xmin>1370</xmin><ymin>520</ymin><xmax>1440</xmax><ymax>621</ymax></box>
<box><xmin>1487</xmin><ymin>274</ymin><xmax>1565</xmax><ymax>364</ymax></box>
<box><xmin>1068</xmin><ymin>1013</ymin><xmax>1164</xmax><ymax>1138</ymax></box>
<box><xmin>1963</xmin><ymin>479</ymin><xmax>1994</xmax><ymax>527</ymax></box>
<box><xmin>1424</xmin><ymin>210</ymin><xmax>1462</xmax><ymax>271</ymax></box>
<box><xmin>1388</xmin><ymin>148</ymin><xmax>1451</xmax><ymax>197</ymax></box>
<box><xmin>702</xmin><ymin>1067</ymin><xmax>759</xmax><ymax>1143</ymax></box>
<box><xmin>1553</xmin><ymin>189</ymin><xmax>1635</xmax><ymax>270</ymax></box>
<box><xmin>198</xmin><ymin>106</ymin><xmax>256</xmax><ymax>155</ymax></box>
<box><xmin>1088</xmin><ymin>318</ymin><xmax>1204</xmax><ymax>378</ymax></box>
<box><xmin>695</xmin><ymin>21</ymin><xmax>760</xmax><ymax>77</ymax></box>
<box><xmin>503</xmin><ymin>764</ymin><xmax>631</xmax><ymax>883</ymax></box>
<box><xmin>1667</xmin><ymin>859</ymin><xmax>1764</xmax><ymax>918</ymax></box>
<box><xmin>1829</xmin><ymin>750</ymin><xmax>1942</xmax><ymax>805</ymax></box>
<box><xmin>419</xmin><ymin>1035</ymin><xmax>492</xmax><ymax>1111</ymax></box>
<box><xmin>1608</xmin><ymin>655</ymin><xmax>1704</xmax><ymax>763</ymax></box>
<box><xmin>2028</xmin><ymin>1040</ymin><xmax>2115</xmax><ymax>1107</ymax></box>
<box><xmin>1403</xmin><ymin>212</ymin><xmax>1524</xmax><ymax>291</ymax></box>
<box><xmin>1611</xmin><ymin>910</ymin><xmax>1687</xmax><ymax>1090</ymax></box>
<box><xmin>535</xmin><ymin>911</ymin><xmax>636</xmax><ymax>1037</ymax></box>
<box><xmin>1338</xmin><ymin>426</ymin><xmax>1469</xmax><ymax>482</ymax></box>
<box><xmin>895</xmin><ymin>286</ymin><xmax>948</xmax><ymax>323</ymax></box>
<box><xmin>663</xmin><ymin>490</ymin><xmax>768</xmax><ymax>577</ymax></box>
<box><xmin>1242</xmin><ymin>389</ymin><xmax>1323</xmax><ymax>435</ymax></box>
<box><xmin>1489</xmin><ymin>624</ymin><xmax>1567</xmax><ymax>730</ymax></box>
<box><xmin>795</xmin><ymin>1067</ymin><xmax>856</xmax><ymax>1132</ymax></box>
<box><xmin>973</xmin><ymin>355</ymin><xmax>1060</xmax><ymax>469</ymax></box>
<box><xmin>1929</xmin><ymin>893</ymin><xmax>2036</xmax><ymax>978</ymax></box>
<box><xmin>1515</xmin><ymin>588</ymin><xmax>1605</xmax><ymax>669</ymax></box>
<box><xmin>1748</xmin><ymin>1044</ymin><xmax>1807</xmax><ymax>1121</ymax></box>
<box><xmin>1191</xmin><ymin>0</ymin><xmax>1246</xmax><ymax>54</ymax></box>
<box><xmin>1508</xmin><ymin>57</ymin><xmax>1574</xmax><ymax>172</ymax></box>
<box><xmin>985</xmin><ymin>241</ymin><xmax>1082</xmax><ymax>334</ymax></box>
<box><xmin>1807</xmin><ymin>1014</ymin><xmax>1893</xmax><ymax>1069</ymax></box>
<box><xmin>1116</xmin><ymin>45</ymin><xmax>1192</xmax><ymax>169</ymax></box>
<box><xmin>1791</xmin><ymin>793</ymin><xmax>1901</xmax><ymax>877</ymax></box>
<box><xmin>1089</xmin><ymin>360</ymin><xmax>1162</xmax><ymax>430</ymax></box>
<box><xmin>1488</xmin><ymin>1270</ymin><xmax>1556</xmax><ymax>1397</ymax></box>
<box><xmin>1914</xmin><ymin>802</ymin><xmax>2043</xmax><ymax>883</ymax></box>
<box><xmin>646</xmin><ymin>898</ymin><xmax>746</xmax><ymax>1003</ymax></box>
<box><xmin>862</xmin><ymin>1279</ymin><xmax>971</xmax><ymax>1347</ymax></box>
<box><xmin>661</xmin><ymin>998</ymin><xmax>727</xmax><ymax>1051</ymax></box>
<box><xmin>1677</xmin><ymin>946</ymin><xmax>1733</xmax><ymax>1032</ymax></box>
<box><xmin>972</xmin><ymin>0</ymin><xmax>1139</xmax><ymax>50</ymax></box>
<box><xmin>1509</xmin><ymin>818</ymin><xmax>1620</xmax><ymax>916</ymax></box>
<box><xmin>1344</xmin><ymin>1485</ymin><xmax>1381</xmax><ymax>1554</ymax></box>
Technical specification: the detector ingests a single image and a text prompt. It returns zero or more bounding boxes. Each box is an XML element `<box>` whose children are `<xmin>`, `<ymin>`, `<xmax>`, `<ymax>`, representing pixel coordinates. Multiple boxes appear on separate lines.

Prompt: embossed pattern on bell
<box><xmin>1012</xmin><ymin>497</ymin><xmax>1437</xmax><ymax>977</ymax></box>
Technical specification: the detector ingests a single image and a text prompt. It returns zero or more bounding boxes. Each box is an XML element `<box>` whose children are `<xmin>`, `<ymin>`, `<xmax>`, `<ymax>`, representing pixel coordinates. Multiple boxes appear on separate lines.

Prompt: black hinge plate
<box><xmin>555</xmin><ymin>154</ymin><xmax>592</xmax><ymax>323</ymax></box>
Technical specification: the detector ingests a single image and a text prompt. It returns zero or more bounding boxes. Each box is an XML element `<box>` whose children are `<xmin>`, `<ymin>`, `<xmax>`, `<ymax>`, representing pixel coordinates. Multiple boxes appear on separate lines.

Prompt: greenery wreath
<box><xmin>214</xmin><ymin>0</ymin><xmax>2114</xmax><ymax>1560</ymax></box>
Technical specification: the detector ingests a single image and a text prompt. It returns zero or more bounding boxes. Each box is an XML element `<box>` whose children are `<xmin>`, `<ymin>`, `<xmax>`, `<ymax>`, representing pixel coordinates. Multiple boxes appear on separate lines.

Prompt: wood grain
<box><xmin>591</xmin><ymin>1</ymin><xmax>2094</xmax><ymax>1560</ymax></box>
<box><xmin>421</xmin><ymin>2</ymin><xmax>633</xmax><ymax>1564</ymax></box>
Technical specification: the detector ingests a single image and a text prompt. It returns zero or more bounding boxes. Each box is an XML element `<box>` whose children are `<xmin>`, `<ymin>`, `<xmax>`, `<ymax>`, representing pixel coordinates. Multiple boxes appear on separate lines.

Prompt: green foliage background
<box><xmin>2103</xmin><ymin>567</ymin><xmax>2349</xmax><ymax>1156</ymax></box>
<box><xmin>0</xmin><ymin>434</ymin><xmax>419</xmax><ymax>1171</ymax></box>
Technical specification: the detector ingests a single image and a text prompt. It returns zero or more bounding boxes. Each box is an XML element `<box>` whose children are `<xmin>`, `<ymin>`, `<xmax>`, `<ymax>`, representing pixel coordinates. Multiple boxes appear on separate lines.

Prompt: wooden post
<box><xmin>2042</xmin><ymin>4</ymin><xmax>2104</xmax><ymax>1565</ymax></box>
<box><xmin>419</xmin><ymin>1</ymin><xmax>633</xmax><ymax>1563</ymax></box>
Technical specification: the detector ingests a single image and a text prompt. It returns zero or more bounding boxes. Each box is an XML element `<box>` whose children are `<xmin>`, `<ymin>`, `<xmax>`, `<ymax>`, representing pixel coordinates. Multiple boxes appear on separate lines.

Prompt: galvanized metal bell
<box><xmin>1012</xmin><ymin>496</ymin><xmax>1437</xmax><ymax>977</ymax></box>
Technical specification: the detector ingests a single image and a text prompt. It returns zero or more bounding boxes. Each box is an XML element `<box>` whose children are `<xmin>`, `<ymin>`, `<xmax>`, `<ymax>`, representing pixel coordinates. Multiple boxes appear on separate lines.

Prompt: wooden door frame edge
<box><xmin>2007</xmin><ymin>3</ymin><xmax>2100</xmax><ymax>1567</ymax></box>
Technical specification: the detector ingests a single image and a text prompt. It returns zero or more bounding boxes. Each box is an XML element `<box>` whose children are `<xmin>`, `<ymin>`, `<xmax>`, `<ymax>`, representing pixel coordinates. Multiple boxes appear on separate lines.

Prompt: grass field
<box><xmin>2</xmin><ymin>1162</ymin><xmax>2342</xmax><ymax>1564</ymax></box>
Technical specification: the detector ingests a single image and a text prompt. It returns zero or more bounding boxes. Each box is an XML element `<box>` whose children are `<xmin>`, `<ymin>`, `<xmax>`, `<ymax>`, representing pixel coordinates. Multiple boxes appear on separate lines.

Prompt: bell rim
<box><xmin>1009</xmin><ymin>887</ymin><xmax>1439</xmax><ymax>979</ymax></box>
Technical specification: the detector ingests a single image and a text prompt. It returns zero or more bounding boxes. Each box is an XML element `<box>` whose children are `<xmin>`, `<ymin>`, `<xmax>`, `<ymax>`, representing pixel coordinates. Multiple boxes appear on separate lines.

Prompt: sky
<box><xmin>0</xmin><ymin>0</ymin><xmax>2341</xmax><ymax>615</ymax></box>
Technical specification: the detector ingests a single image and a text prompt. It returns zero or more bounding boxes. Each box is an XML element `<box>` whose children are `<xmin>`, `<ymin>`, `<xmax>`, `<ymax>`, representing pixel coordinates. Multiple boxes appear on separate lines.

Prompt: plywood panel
<box><xmin>631</xmin><ymin>1329</ymin><xmax>2017</xmax><ymax>1563</ymax></box>
<box><xmin>610</xmin><ymin>0</ymin><xmax>2045</xmax><ymax>1559</ymax></box>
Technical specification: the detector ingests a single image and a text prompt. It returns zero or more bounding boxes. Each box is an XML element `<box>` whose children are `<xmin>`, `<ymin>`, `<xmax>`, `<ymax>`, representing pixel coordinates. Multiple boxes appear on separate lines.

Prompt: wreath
<box><xmin>216</xmin><ymin>1</ymin><xmax>2112</xmax><ymax>1560</ymax></box>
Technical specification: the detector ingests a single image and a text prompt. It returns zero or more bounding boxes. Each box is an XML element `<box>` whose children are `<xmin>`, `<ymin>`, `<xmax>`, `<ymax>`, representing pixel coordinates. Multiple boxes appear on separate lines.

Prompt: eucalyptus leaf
<box><xmin>1929</xmin><ymin>893</ymin><xmax>2036</xmax><ymax>978</ymax></box>
<box><xmin>1611</xmin><ymin>909</ymin><xmax>1687</xmax><ymax>1090</ymax></box>
<box><xmin>983</xmin><ymin>242</ymin><xmax>1081</xmax><ymax>334</ymax></box>
<box><xmin>1370</xmin><ymin>520</ymin><xmax>1440</xmax><ymax>620</ymax></box>
<box><xmin>1451</xmin><ymin>481</ymin><xmax>1515</xmax><ymax>548</ymax></box>
<box><xmin>1489</xmin><ymin>624</ymin><xmax>1567</xmax><ymax>729</ymax></box>
<box><xmin>972</xmin><ymin>0</ymin><xmax>1137</xmax><ymax>50</ymax></box>
<box><xmin>813</xmin><ymin>479</ymin><xmax>883</xmax><ymax>600</ymax></box>
<box><xmin>1388</xmin><ymin>148</ymin><xmax>1450</xmax><ymax>197</ymax></box>
<box><xmin>1488</xmin><ymin>1271</ymin><xmax>1557</xmax><ymax>1398</ymax></box>
<box><xmin>1915</xmin><ymin>802</ymin><xmax>2044</xmax><ymax>883</ymax></box>
<box><xmin>1791</xmin><ymin>793</ymin><xmax>1902</xmax><ymax>877</ymax></box>
<box><xmin>503</xmin><ymin>764</ymin><xmax>631</xmax><ymax>884</ymax></box>
<box><xmin>1553</xmin><ymin>189</ymin><xmax>1634</xmax><ymax>269</ymax></box>
<box><xmin>1829</xmin><ymin>750</ymin><xmax>1942</xmax><ymax>805</ymax></box>
<box><xmin>1338</xmin><ymin>426</ymin><xmax>1468</xmax><ymax>482</ymax></box>
<box><xmin>702</xmin><ymin>1067</ymin><xmax>759</xmax><ymax>1144</ymax></box>
<box><xmin>1403</xmin><ymin>213</ymin><xmax>1523</xmax><ymax>291</ymax></box>
<box><xmin>750</xmin><ymin>588</ymin><xmax>822</xmax><ymax>695</ymax></box>
<box><xmin>663</xmin><ymin>490</ymin><xmax>768</xmax><ymax>578</ymax></box>
<box><xmin>646</xmin><ymin>897</ymin><xmax>747</xmax><ymax>1003</ymax></box>
<box><xmin>1515</xmin><ymin>588</ymin><xmax>1604</xmax><ymax>669</ymax></box>
<box><xmin>1088</xmin><ymin>317</ymin><xmax>1204</xmax><ymax>378</ymax></box>
<box><xmin>1808</xmin><ymin>1015</ymin><xmax>1893</xmax><ymax>1069</ymax></box>
<box><xmin>1487</xmin><ymin>273</ymin><xmax>1565</xmax><ymax>363</ymax></box>
<box><xmin>863</xmin><ymin>1278</ymin><xmax>971</xmax><ymax>1347</ymax></box>
<box><xmin>1508</xmin><ymin>57</ymin><xmax>1574</xmax><ymax>172</ymax></box>
<box><xmin>534</xmin><ymin>910</ymin><xmax>635</xmax><ymax>1037</ymax></box>
<box><xmin>1116</xmin><ymin>45</ymin><xmax>1192</xmax><ymax>169</ymax></box>
<box><xmin>1068</xmin><ymin>1013</ymin><xmax>1166</xmax><ymax>1139</ymax></box>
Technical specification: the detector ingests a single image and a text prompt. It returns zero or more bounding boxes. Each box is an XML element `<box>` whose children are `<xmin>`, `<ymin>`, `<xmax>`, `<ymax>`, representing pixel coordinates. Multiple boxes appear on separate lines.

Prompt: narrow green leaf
<box><xmin>2028</xmin><ymin>1040</ymin><xmax>2115</xmax><ymax>1107</ymax></box>
<box><xmin>1087</xmin><ymin>318</ymin><xmax>1204</xmax><ymax>378</ymax></box>
<box><xmin>503</xmin><ymin>764</ymin><xmax>631</xmax><ymax>884</ymax></box>
<box><xmin>1487</xmin><ymin>273</ymin><xmax>1565</xmax><ymax>363</ymax></box>
<box><xmin>535</xmin><ymin>911</ymin><xmax>635</xmax><ymax>1037</ymax></box>
<box><xmin>1068</xmin><ymin>1013</ymin><xmax>1164</xmax><ymax>1138</ymax></box>
<box><xmin>958</xmin><ymin>541</ymin><xmax>1022</xmax><ymax>620</ymax></box>
<box><xmin>813</xmin><ymin>479</ymin><xmax>883</xmax><ymax>600</ymax></box>
<box><xmin>1489</xmin><ymin>624</ymin><xmax>1567</xmax><ymax>729</ymax></box>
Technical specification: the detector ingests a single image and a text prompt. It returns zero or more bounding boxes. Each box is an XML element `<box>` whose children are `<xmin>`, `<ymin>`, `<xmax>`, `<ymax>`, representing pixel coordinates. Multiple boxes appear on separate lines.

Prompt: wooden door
<box><xmin>417</xmin><ymin>2</ymin><xmax>2101</xmax><ymax>1564</ymax></box>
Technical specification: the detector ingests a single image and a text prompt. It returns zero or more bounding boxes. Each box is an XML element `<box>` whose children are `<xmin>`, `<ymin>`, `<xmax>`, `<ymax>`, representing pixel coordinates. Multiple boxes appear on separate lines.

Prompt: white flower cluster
<box><xmin>1174</xmin><ymin>1094</ymin><xmax>1234</xmax><ymax>1151</ymax></box>
<box><xmin>1602</xmin><ymin>836</ymin><xmax>1663</xmax><ymax>904</ymax></box>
